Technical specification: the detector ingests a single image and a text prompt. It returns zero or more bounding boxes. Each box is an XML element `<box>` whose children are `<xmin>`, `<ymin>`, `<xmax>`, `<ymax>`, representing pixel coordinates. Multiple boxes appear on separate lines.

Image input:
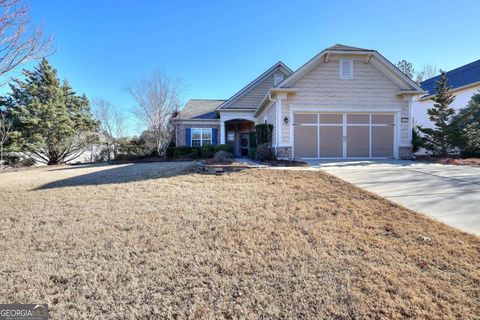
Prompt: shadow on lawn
<box><xmin>36</xmin><ymin>162</ymin><xmax>197</xmax><ymax>190</ymax></box>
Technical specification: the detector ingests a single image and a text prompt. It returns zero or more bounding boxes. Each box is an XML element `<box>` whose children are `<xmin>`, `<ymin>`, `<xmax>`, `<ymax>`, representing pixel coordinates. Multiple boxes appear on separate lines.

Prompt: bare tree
<box><xmin>0</xmin><ymin>0</ymin><xmax>53</xmax><ymax>85</ymax></box>
<box><xmin>92</xmin><ymin>98</ymin><xmax>126</xmax><ymax>160</ymax></box>
<box><xmin>419</xmin><ymin>64</ymin><xmax>439</xmax><ymax>82</ymax></box>
<box><xmin>126</xmin><ymin>71</ymin><xmax>182</xmax><ymax>157</ymax></box>
<box><xmin>0</xmin><ymin>111</ymin><xmax>12</xmax><ymax>169</ymax></box>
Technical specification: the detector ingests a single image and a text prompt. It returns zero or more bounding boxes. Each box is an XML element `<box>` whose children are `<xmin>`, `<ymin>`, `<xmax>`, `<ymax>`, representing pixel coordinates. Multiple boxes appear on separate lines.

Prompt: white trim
<box><xmin>276</xmin><ymin>99</ymin><xmax>281</xmax><ymax>149</ymax></box>
<box><xmin>339</xmin><ymin>59</ymin><xmax>354</xmax><ymax>80</ymax></box>
<box><xmin>176</xmin><ymin>120</ymin><xmax>219</xmax><ymax>125</ymax></box>
<box><xmin>290</xmin><ymin>105</ymin><xmax>402</xmax><ymax>113</ymax></box>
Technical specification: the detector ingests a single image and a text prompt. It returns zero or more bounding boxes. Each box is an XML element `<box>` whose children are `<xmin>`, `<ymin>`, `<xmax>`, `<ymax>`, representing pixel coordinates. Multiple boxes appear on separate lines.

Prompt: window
<box><xmin>339</xmin><ymin>59</ymin><xmax>353</xmax><ymax>79</ymax></box>
<box><xmin>191</xmin><ymin>128</ymin><xmax>212</xmax><ymax>146</ymax></box>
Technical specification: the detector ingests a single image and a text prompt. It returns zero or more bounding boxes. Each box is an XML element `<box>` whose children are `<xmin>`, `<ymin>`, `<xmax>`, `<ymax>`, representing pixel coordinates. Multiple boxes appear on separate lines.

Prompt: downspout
<box><xmin>267</xmin><ymin>91</ymin><xmax>279</xmax><ymax>152</ymax></box>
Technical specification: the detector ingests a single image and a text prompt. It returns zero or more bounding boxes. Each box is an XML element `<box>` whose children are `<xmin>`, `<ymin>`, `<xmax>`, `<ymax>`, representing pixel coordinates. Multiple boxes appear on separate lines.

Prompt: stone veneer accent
<box><xmin>175</xmin><ymin>123</ymin><xmax>220</xmax><ymax>146</ymax></box>
<box><xmin>276</xmin><ymin>147</ymin><xmax>292</xmax><ymax>159</ymax></box>
<box><xmin>399</xmin><ymin>147</ymin><xmax>413</xmax><ymax>160</ymax></box>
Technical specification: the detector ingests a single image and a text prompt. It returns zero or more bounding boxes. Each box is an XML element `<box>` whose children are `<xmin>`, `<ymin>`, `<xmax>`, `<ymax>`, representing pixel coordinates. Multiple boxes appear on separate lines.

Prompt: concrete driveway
<box><xmin>307</xmin><ymin>160</ymin><xmax>480</xmax><ymax>235</ymax></box>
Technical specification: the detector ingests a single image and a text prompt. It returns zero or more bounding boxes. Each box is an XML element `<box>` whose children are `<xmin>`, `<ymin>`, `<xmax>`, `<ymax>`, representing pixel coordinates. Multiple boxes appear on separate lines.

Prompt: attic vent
<box><xmin>274</xmin><ymin>73</ymin><xmax>284</xmax><ymax>85</ymax></box>
<box><xmin>339</xmin><ymin>59</ymin><xmax>353</xmax><ymax>79</ymax></box>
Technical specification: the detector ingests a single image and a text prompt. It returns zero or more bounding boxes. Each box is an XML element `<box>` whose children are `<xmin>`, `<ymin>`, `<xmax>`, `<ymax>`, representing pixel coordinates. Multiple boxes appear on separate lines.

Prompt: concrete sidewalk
<box><xmin>306</xmin><ymin>160</ymin><xmax>480</xmax><ymax>235</ymax></box>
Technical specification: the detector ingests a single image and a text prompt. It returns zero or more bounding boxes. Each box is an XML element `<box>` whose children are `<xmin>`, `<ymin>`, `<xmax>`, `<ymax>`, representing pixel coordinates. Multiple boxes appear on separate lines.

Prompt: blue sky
<box><xmin>16</xmin><ymin>0</ymin><xmax>480</xmax><ymax>134</ymax></box>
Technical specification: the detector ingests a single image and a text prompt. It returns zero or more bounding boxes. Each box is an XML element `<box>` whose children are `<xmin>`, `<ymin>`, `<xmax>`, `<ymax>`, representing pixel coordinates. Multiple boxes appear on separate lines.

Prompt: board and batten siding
<box><xmin>281</xmin><ymin>58</ymin><xmax>410</xmax><ymax>146</ymax></box>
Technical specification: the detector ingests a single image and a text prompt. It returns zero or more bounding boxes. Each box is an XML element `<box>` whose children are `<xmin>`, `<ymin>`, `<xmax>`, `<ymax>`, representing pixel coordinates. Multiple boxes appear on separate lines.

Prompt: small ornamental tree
<box><xmin>418</xmin><ymin>71</ymin><xmax>456</xmax><ymax>156</ymax></box>
<box><xmin>5</xmin><ymin>59</ymin><xmax>99</xmax><ymax>164</ymax></box>
<box><xmin>254</xmin><ymin>123</ymin><xmax>273</xmax><ymax>146</ymax></box>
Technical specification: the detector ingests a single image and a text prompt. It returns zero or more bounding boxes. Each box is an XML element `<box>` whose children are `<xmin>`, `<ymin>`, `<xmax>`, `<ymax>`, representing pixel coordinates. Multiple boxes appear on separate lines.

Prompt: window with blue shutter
<box><xmin>185</xmin><ymin>128</ymin><xmax>191</xmax><ymax>146</ymax></box>
<box><xmin>212</xmin><ymin>128</ymin><xmax>218</xmax><ymax>145</ymax></box>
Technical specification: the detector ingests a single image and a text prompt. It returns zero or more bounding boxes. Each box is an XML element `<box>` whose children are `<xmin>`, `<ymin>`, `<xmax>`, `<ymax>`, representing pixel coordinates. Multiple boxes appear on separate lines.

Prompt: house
<box><xmin>412</xmin><ymin>59</ymin><xmax>480</xmax><ymax>129</ymax></box>
<box><xmin>174</xmin><ymin>44</ymin><xmax>424</xmax><ymax>159</ymax></box>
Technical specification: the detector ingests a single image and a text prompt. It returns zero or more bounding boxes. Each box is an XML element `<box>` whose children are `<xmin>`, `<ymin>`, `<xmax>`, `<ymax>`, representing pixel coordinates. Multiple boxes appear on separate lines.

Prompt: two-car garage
<box><xmin>293</xmin><ymin>113</ymin><xmax>396</xmax><ymax>159</ymax></box>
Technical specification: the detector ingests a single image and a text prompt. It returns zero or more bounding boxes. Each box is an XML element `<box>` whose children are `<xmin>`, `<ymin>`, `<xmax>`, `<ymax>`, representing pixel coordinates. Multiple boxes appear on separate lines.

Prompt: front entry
<box><xmin>240</xmin><ymin>133</ymin><xmax>249</xmax><ymax>156</ymax></box>
<box><xmin>293</xmin><ymin>113</ymin><xmax>395</xmax><ymax>159</ymax></box>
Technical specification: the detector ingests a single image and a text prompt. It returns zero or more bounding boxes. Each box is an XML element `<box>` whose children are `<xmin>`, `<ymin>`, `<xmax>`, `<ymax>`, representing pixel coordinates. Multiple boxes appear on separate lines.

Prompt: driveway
<box><xmin>307</xmin><ymin>160</ymin><xmax>480</xmax><ymax>235</ymax></box>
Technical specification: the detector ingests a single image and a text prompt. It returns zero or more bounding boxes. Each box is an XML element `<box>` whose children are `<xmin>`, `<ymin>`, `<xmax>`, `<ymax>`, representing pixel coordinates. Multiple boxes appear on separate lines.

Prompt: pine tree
<box><xmin>418</xmin><ymin>71</ymin><xmax>456</xmax><ymax>156</ymax></box>
<box><xmin>451</xmin><ymin>91</ymin><xmax>480</xmax><ymax>156</ymax></box>
<box><xmin>5</xmin><ymin>59</ymin><xmax>99</xmax><ymax>164</ymax></box>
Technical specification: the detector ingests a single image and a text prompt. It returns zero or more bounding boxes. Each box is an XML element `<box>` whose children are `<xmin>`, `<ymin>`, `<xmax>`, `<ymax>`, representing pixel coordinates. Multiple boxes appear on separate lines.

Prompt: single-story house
<box><xmin>174</xmin><ymin>44</ymin><xmax>424</xmax><ymax>159</ymax></box>
<box><xmin>413</xmin><ymin>59</ymin><xmax>480</xmax><ymax>129</ymax></box>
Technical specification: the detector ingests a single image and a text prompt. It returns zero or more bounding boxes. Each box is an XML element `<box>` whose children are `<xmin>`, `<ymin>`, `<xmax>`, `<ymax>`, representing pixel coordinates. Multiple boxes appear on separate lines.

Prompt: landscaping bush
<box><xmin>200</xmin><ymin>144</ymin><xmax>216</xmax><ymax>158</ymax></box>
<box><xmin>214</xmin><ymin>144</ymin><xmax>233</xmax><ymax>153</ymax></box>
<box><xmin>19</xmin><ymin>157</ymin><xmax>36</xmax><ymax>167</ymax></box>
<box><xmin>213</xmin><ymin>150</ymin><xmax>233</xmax><ymax>161</ymax></box>
<box><xmin>255</xmin><ymin>124</ymin><xmax>273</xmax><ymax>145</ymax></box>
<box><xmin>248</xmin><ymin>147</ymin><xmax>257</xmax><ymax>159</ymax></box>
<box><xmin>114</xmin><ymin>154</ymin><xmax>144</xmax><ymax>162</ymax></box>
<box><xmin>3</xmin><ymin>154</ymin><xmax>20</xmax><ymax>167</ymax></box>
<box><xmin>173</xmin><ymin>146</ymin><xmax>199</xmax><ymax>159</ymax></box>
<box><xmin>249</xmin><ymin>132</ymin><xmax>257</xmax><ymax>148</ymax></box>
<box><xmin>255</xmin><ymin>143</ymin><xmax>275</xmax><ymax>161</ymax></box>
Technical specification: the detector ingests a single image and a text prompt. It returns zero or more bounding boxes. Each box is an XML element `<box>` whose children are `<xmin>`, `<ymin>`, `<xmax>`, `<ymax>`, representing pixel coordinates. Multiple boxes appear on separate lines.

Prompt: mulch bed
<box><xmin>415</xmin><ymin>155</ymin><xmax>480</xmax><ymax>167</ymax></box>
<box><xmin>260</xmin><ymin>159</ymin><xmax>309</xmax><ymax>167</ymax></box>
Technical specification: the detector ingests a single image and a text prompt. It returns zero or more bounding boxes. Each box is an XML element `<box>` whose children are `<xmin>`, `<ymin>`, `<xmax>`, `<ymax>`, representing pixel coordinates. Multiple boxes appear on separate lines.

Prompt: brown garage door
<box><xmin>293</xmin><ymin>114</ymin><xmax>318</xmax><ymax>158</ymax></box>
<box><xmin>293</xmin><ymin>112</ymin><xmax>395</xmax><ymax>159</ymax></box>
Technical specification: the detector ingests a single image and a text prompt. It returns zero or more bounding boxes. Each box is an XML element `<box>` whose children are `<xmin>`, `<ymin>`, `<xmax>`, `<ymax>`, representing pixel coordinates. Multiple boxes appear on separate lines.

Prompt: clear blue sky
<box><xmin>20</xmin><ymin>0</ymin><xmax>480</xmax><ymax>134</ymax></box>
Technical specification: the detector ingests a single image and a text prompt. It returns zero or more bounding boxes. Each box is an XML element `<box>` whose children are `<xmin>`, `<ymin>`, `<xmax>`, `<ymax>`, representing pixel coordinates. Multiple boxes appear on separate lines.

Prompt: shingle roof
<box><xmin>177</xmin><ymin>99</ymin><xmax>225</xmax><ymax>120</ymax></box>
<box><xmin>326</xmin><ymin>44</ymin><xmax>374</xmax><ymax>52</ymax></box>
<box><xmin>420</xmin><ymin>59</ymin><xmax>480</xmax><ymax>96</ymax></box>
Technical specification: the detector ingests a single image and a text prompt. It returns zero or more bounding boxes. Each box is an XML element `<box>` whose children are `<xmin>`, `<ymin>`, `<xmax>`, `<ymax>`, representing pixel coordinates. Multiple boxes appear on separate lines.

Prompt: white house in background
<box><xmin>413</xmin><ymin>59</ymin><xmax>480</xmax><ymax>129</ymax></box>
<box><xmin>174</xmin><ymin>44</ymin><xmax>424</xmax><ymax>159</ymax></box>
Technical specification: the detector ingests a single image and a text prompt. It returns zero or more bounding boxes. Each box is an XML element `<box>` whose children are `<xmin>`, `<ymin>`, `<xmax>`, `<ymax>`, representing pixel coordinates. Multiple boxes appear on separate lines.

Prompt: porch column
<box><xmin>220</xmin><ymin>121</ymin><xmax>225</xmax><ymax>144</ymax></box>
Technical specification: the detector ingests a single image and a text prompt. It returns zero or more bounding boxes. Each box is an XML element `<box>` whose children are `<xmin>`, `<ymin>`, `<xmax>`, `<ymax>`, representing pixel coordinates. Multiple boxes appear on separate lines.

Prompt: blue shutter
<box><xmin>185</xmin><ymin>128</ymin><xmax>191</xmax><ymax>146</ymax></box>
<box><xmin>212</xmin><ymin>128</ymin><xmax>218</xmax><ymax>145</ymax></box>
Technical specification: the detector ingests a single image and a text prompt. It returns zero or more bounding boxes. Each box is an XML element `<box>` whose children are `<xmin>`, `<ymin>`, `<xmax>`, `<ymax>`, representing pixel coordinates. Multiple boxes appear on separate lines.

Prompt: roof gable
<box><xmin>218</xmin><ymin>62</ymin><xmax>293</xmax><ymax>110</ymax></box>
<box><xmin>420</xmin><ymin>59</ymin><xmax>480</xmax><ymax>96</ymax></box>
<box><xmin>277</xmin><ymin>45</ymin><xmax>423</xmax><ymax>93</ymax></box>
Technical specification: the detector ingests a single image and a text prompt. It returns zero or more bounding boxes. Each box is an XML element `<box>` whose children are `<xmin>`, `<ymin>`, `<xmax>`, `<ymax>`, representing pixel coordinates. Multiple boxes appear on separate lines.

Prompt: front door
<box><xmin>240</xmin><ymin>133</ymin><xmax>249</xmax><ymax>156</ymax></box>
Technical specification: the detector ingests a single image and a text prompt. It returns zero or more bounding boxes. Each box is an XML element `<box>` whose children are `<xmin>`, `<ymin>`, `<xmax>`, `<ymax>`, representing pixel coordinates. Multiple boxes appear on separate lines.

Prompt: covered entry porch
<box><xmin>222</xmin><ymin>119</ymin><xmax>255</xmax><ymax>157</ymax></box>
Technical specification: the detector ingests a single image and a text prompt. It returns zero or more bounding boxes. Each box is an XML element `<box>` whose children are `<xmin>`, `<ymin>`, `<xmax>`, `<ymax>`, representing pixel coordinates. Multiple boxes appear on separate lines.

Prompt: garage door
<box><xmin>293</xmin><ymin>113</ymin><xmax>395</xmax><ymax>159</ymax></box>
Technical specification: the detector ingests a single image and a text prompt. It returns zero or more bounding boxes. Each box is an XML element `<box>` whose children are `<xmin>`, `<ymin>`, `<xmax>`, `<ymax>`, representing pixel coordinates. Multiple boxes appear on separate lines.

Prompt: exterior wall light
<box><xmin>283</xmin><ymin>117</ymin><xmax>289</xmax><ymax>124</ymax></box>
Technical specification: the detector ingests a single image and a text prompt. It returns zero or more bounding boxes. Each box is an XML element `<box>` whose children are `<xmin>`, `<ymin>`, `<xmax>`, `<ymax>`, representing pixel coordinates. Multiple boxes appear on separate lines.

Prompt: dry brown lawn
<box><xmin>0</xmin><ymin>162</ymin><xmax>479</xmax><ymax>319</ymax></box>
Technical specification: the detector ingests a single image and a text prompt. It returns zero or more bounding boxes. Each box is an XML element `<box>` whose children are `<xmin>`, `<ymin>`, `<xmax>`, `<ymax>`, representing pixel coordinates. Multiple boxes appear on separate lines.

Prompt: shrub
<box><xmin>255</xmin><ymin>143</ymin><xmax>274</xmax><ymax>161</ymax></box>
<box><xmin>248</xmin><ymin>147</ymin><xmax>257</xmax><ymax>159</ymax></box>
<box><xmin>114</xmin><ymin>154</ymin><xmax>143</xmax><ymax>162</ymax></box>
<box><xmin>249</xmin><ymin>132</ymin><xmax>257</xmax><ymax>148</ymax></box>
<box><xmin>3</xmin><ymin>154</ymin><xmax>20</xmax><ymax>167</ymax></box>
<box><xmin>19</xmin><ymin>157</ymin><xmax>36</xmax><ymax>167</ymax></box>
<box><xmin>200</xmin><ymin>144</ymin><xmax>215</xmax><ymax>158</ymax></box>
<box><xmin>173</xmin><ymin>146</ymin><xmax>199</xmax><ymax>159</ymax></box>
<box><xmin>214</xmin><ymin>144</ymin><xmax>233</xmax><ymax>153</ymax></box>
<box><xmin>255</xmin><ymin>124</ymin><xmax>273</xmax><ymax>145</ymax></box>
<box><xmin>412</xmin><ymin>127</ymin><xmax>423</xmax><ymax>153</ymax></box>
<box><xmin>214</xmin><ymin>150</ymin><xmax>233</xmax><ymax>161</ymax></box>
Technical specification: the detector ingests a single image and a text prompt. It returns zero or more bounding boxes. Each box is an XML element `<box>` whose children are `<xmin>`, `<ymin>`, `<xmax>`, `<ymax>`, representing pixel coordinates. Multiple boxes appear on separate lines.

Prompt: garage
<box><xmin>293</xmin><ymin>113</ymin><xmax>395</xmax><ymax>159</ymax></box>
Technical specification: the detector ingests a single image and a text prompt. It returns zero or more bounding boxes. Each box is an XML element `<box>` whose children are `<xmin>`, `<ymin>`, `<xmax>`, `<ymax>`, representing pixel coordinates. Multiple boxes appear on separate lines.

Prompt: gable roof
<box><xmin>217</xmin><ymin>61</ymin><xmax>293</xmax><ymax>110</ymax></box>
<box><xmin>326</xmin><ymin>44</ymin><xmax>374</xmax><ymax>52</ymax></box>
<box><xmin>420</xmin><ymin>59</ymin><xmax>480</xmax><ymax>96</ymax></box>
<box><xmin>177</xmin><ymin>99</ymin><xmax>225</xmax><ymax>120</ymax></box>
<box><xmin>276</xmin><ymin>44</ymin><xmax>424</xmax><ymax>93</ymax></box>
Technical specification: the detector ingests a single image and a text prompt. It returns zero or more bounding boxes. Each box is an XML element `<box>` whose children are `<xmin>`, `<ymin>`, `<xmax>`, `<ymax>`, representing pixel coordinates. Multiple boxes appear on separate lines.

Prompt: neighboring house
<box><xmin>174</xmin><ymin>44</ymin><xmax>424</xmax><ymax>159</ymax></box>
<box><xmin>413</xmin><ymin>59</ymin><xmax>480</xmax><ymax>129</ymax></box>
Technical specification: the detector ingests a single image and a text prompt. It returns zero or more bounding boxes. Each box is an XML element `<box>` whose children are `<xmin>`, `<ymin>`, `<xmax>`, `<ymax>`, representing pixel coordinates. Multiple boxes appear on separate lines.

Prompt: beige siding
<box><xmin>281</xmin><ymin>58</ymin><xmax>410</xmax><ymax>146</ymax></box>
<box><xmin>227</xmin><ymin>68</ymin><xmax>289</xmax><ymax>109</ymax></box>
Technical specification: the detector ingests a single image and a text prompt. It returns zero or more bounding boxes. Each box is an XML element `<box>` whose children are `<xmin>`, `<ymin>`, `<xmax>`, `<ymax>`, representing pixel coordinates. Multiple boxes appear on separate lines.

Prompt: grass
<box><xmin>0</xmin><ymin>162</ymin><xmax>478</xmax><ymax>319</ymax></box>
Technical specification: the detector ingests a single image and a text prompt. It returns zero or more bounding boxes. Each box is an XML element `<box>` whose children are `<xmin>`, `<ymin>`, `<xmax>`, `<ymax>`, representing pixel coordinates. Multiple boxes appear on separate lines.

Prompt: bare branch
<box><xmin>125</xmin><ymin>71</ymin><xmax>182</xmax><ymax>156</ymax></box>
<box><xmin>0</xmin><ymin>0</ymin><xmax>54</xmax><ymax>84</ymax></box>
